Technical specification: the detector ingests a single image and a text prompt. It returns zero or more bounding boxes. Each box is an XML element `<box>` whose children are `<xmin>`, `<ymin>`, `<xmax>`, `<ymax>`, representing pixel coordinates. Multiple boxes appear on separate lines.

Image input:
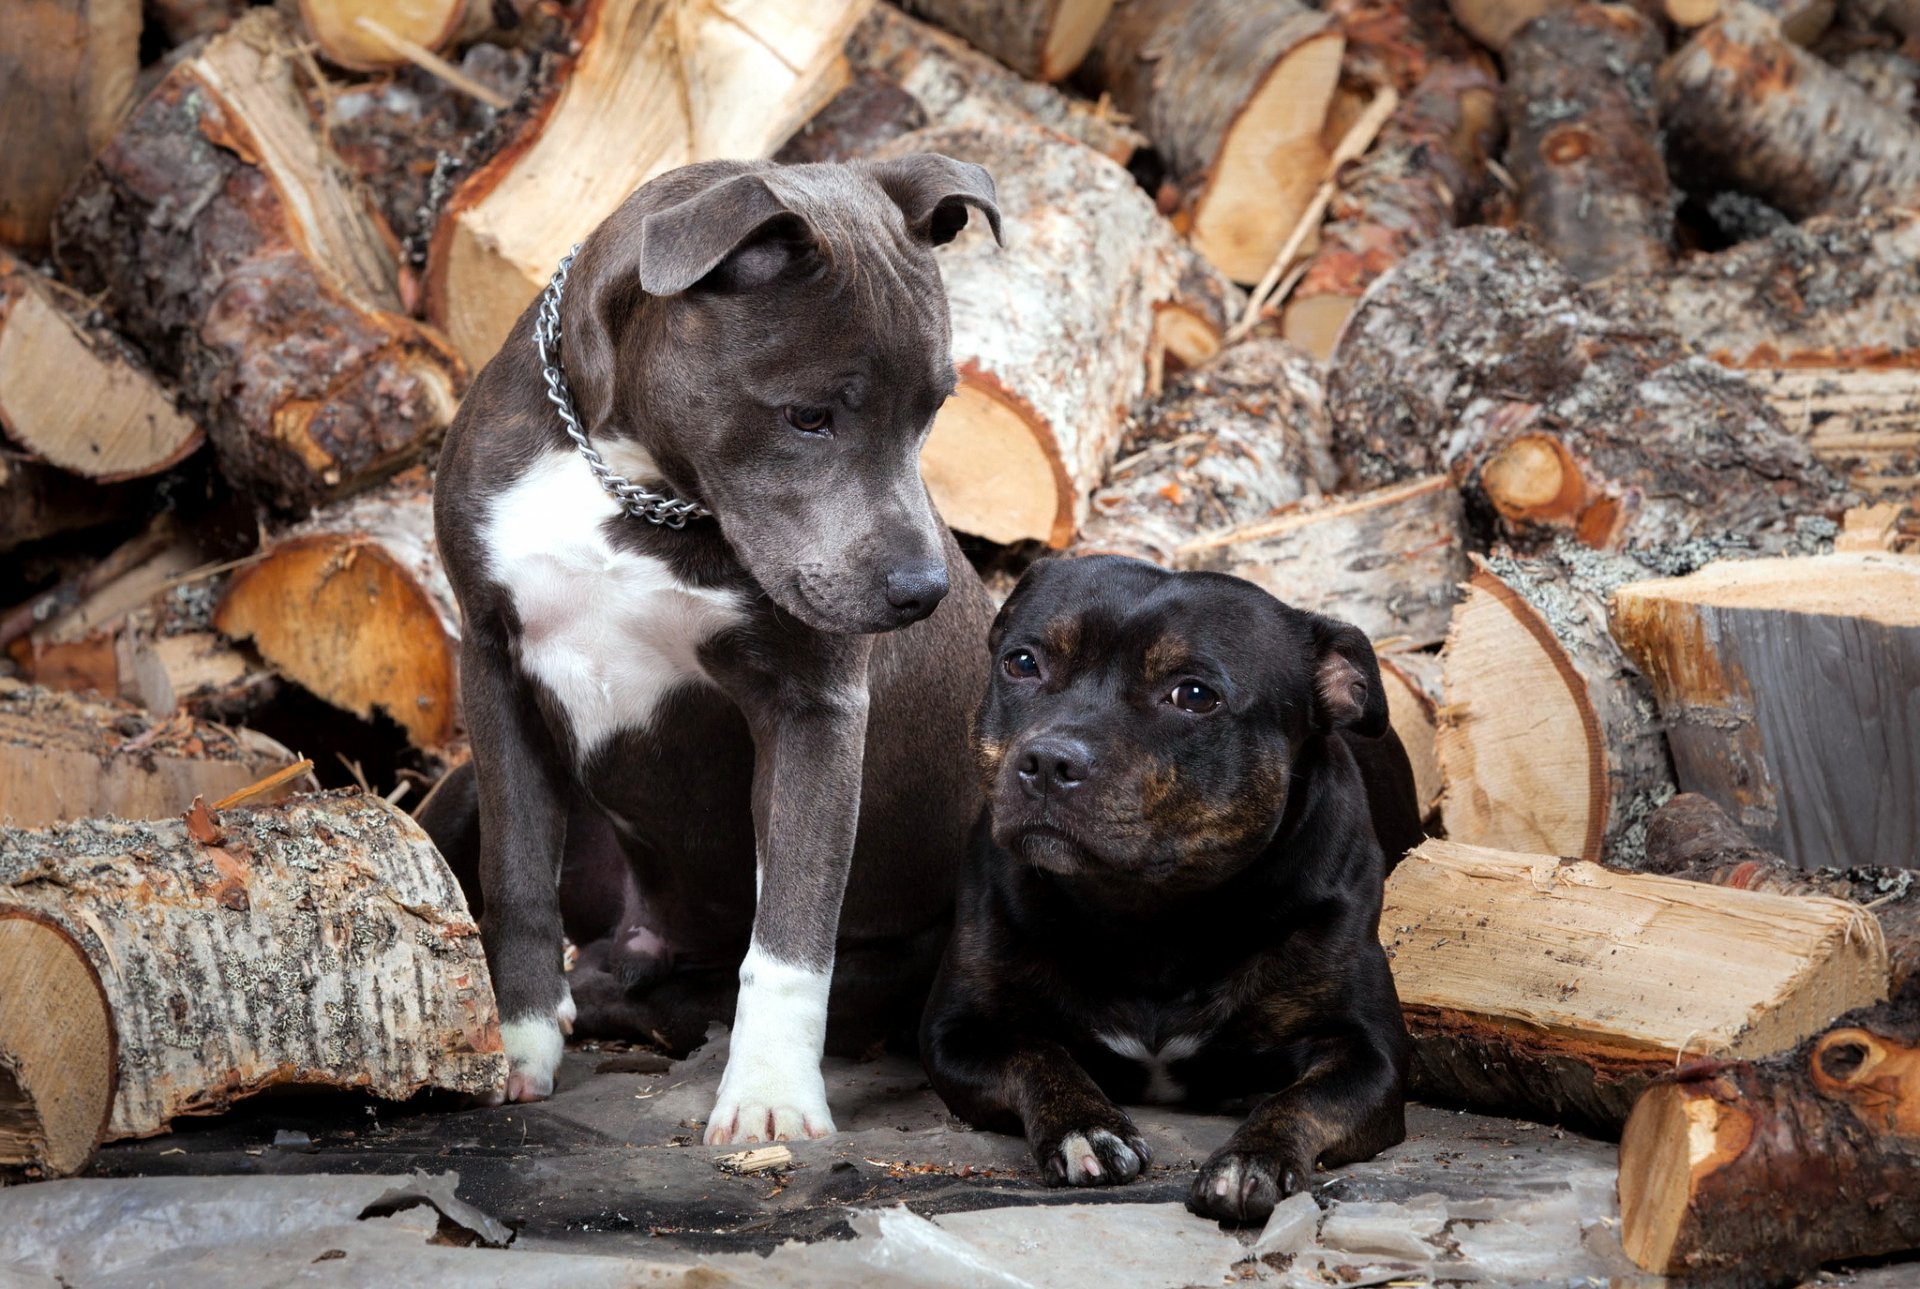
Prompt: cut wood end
<box><xmin>1039</xmin><ymin>0</ymin><xmax>1118</xmax><ymax>81</ymax></box>
<box><xmin>1480</xmin><ymin>433</ymin><xmax>1582</xmax><ymax>522</ymax></box>
<box><xmin>923</xmin><ymin>379</ymin><xmax>1070</xmax><ymax>547</ymax></box>
<box><xmin>1619</xmin><ymin>1082</ymin><xmax>1756</xmax><ymax>1273</ymax></box>
<box><xmin>298</xmin><ymin>0</ymin><xmax>480</xmax><ymax>73</ymax></box>
<box><xmin>1612</xmin><ymin>554</ymin><xmax>1920</xmax><ymax>629</ymax></box>
<box><xmin>0</xmin><ymin>912</ymin><xmax>115</xmax><ymax>1177</ymax></box>
<box><xmin>1280</xmin><ymin>293</ymin><xmax>1354</xmax><ymax>362</ymax></box>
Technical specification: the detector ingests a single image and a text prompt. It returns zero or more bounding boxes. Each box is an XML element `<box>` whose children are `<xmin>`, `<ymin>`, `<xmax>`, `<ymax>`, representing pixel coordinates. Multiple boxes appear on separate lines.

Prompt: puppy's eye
<box><xmin>784</xmin><ymin>405</ymin><xmax>832</xmax><ymax>435</ymax></box>
<box><xmin>1168</xmin><ymin>681</ymin><xmax>1221</xmax><ymax>714</ymax></box>
<box><xmin>1002</xmin><ymin>649</ymin><xmax>1040</xmax><ymax>679</ymax></box>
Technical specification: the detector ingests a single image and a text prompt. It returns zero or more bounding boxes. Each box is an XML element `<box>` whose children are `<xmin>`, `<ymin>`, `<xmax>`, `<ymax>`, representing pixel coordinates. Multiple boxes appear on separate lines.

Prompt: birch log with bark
<box><xmin>53</xmin><ymin>10</ymin><xmax>464</xmax><ymax>513</ymax></box>
<box><xmin>884</xmin><ymin>123</ymin><xmax>1240</xmax><ymax>547</ymax></box>
<box><xmin>0</xmin><ymin>791</ymin><xmax>506</xmax><ymax>1176</ymax></box>
<box><xmin>1080</xmin><ymin>0</ymin><xmax>1345</xmax><ymax>284</ymax></box>
<box><xmin>214</xmin><ymin>469</ymin><xmax>460</xmax><ymax>751</ymax></box>
<box><xmin>1327</xmin><ymin>229</ymin><xmax>1848</xmax><ymax>553</ymax></box>
<box><xmin>425</xmin><ymin>0</ymin><xmax>868</xmax><ymax>368</ymax></box>
<box><xmin>1075</xmin><ymin>340</ymin><xmax>1335</xmax><ymax>564</ymax></box>
<box><xmin>1383</xmin><ymin>838</ymin><xmax>1888</xmax><ymax>1134</ymax></box>
<box><xmin>1503</xmin><ymin>6</ymin><xmax>1671</xmax><ymax>283</ymax></box>
<box><xmin>1658</xmin><ymin>4</ymin><xmax>1920</xmax><ymax>220</ymax></box>
<box><xmin>902</xmin><ymin>0</ymin><xmax>1114</xmax><ymax>81</ymax></box>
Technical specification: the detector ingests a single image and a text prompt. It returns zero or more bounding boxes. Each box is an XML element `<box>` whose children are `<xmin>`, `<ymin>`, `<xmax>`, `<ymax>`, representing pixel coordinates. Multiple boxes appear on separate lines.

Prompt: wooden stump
<box><xmin>0</xmin><ymin>0</ymin><xmax>139</xmax><ymax>252</ymax></box>
<box><xmin>299</xmin><ymin>0</ymin><xmax>496</xmax><ymax>73</ymax></box>
<box><xmin>1284</xmin><ymin>61</ymin><xmax>1499</xmax><ymax>360</ymax></box>
<box><xmin>1175</xmin><ymin>476</ymin><xmax>1468</xmax><ymax>649</ymax></box>
<box><xmin>884</xmin><ymin>122</ymin><xmax>1239</xmax><ymax>547</ymax></box>
<box><xmin>1326</xmin><ymin>228</ymin><xmax>1848</xmax><ymax>553</ymax></box>
<box><xmin>214</xmin><ymin>469</ymin><xmax>460</xmax><ymax>752</ymax></box>
<box><xmin>1610</xmin><ymin>553</ymin><xmax>1920</xmax><ymax>871</ymax></box>
<box><xmin>1081</xmin><ymin>0</ymin><xmax>1345</xmax><ymax>283</ymax></box>
<box><xmin>0</xmin><ymin>791</ymin><xmax>505</xmax><ymax>1174</ymax></box>
<box><xmin>1502</xmin><ymin>6</ymin><xmax>1671</xmax><ymax>284</ymax></box>
<box><xmin>1658</xmin><ymin>4</ymin><xmax>1920</xmax><ymax>221</ymax></box>
<box><xmin>901</xmin><ymin>0</ymin><xmax>1114</xmax><ymax>81</ymax></box>
<box><xmin>425</xmin><ymin>0</ymin><xmax>867</xmax><ymax>368</ymax></box>
<box><xmin>1437</xmin><ymin>549</ymin><xmax>1676</xmax><ymax>865</ymax></box>
<box><xmin>1379</xmin><ymin>647</ymin><xmax>1444</xmax><ymax>823</ymax></box>
<box><xmin>0</xmin><ymin>252</ymin><xmax>200</xmax><ymax>483</ymax></box>
<box><xmin>1383</xmin><ymin>838</ymin><xmax>1889</xmax><ymax>1134</ymax></box>
<box><xmin>53</xmin><ymin>10</ymin><xmax>464</xmax><ymax>514</ymax></box>
<box><xmin>0</xmin><ymin>680</ymin><xmax>313</xmax><ymax>829</ymax></box>
<box><xmin>1619</xmin><ymin>990</ymin><xmax>1920</xmax><ymax>1281</ymax></box>
<box><xmin>1076</xmin><ymin>339</ymin><xmax>1334</xmax><ymax>564</ymax></box>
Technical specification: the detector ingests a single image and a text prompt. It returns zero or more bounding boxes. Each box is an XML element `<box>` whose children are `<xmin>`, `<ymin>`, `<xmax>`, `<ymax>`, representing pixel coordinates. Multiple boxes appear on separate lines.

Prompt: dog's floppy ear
<box><xmin>868</xmin><ymin>153</ymin><xmax>1004</xmax><ymax>247</ymax></box>
<box><xmin>1307</xmin><ymin>615</ymin><xmax>1389</xmax><ymax>738</ymax></box>
<box><xmin>635</xmin><ymin>172</ymin><xmax>810</xmax><ymax>296</ymax></box>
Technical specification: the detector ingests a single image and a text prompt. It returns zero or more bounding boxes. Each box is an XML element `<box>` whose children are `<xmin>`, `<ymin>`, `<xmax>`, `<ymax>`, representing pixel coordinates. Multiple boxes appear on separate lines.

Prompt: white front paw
<box><xmin>499</xmin><ymin>984</ymin><xmax>573</xmax><ymax>1103</ymax></box>
<box><xmin>703</xmin><ymin>944</ymin><xmax>834</xmax><ymax>1144</ymax></box>
<box><xmin>704</xmin><ymin>1059</ymin><xmax>834</xmax><ymax>1144</ymax></box>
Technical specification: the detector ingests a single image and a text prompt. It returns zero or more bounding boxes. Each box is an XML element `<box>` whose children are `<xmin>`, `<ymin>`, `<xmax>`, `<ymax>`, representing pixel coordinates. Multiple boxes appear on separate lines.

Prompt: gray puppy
<box><xmin>428</xmin><ymin>155</ymin><xmax>1000</xmax><ymax>1141</ymax></box>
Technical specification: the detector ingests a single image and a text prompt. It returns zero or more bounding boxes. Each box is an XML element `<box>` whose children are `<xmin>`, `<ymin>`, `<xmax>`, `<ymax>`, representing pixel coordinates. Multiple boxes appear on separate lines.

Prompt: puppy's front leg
<box><xmin>703</xmin><ymin>688</ymin><xmax>869</xmax><ymax>1144</ymax></box>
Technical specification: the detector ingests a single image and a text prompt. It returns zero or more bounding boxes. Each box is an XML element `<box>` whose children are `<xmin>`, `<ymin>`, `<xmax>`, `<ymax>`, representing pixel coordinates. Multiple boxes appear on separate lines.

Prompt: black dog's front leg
<box><xmin>464</xmin><ymin>623</ymin><xmax>574</xmax><ymax>1102</ymax></box>
<box><xmin>1189</xmin><ymin>1030</ymin><xmax>1406</xmax><ymax>1224</ymax></box>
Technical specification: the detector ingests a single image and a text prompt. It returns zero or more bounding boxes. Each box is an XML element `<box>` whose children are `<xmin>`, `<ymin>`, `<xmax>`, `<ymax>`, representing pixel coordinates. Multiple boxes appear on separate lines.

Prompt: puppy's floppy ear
<box><xmin>867</xmin><ymin>153</ymin><xmax>1005</xmax><ymax>247</ymax></box>
<box><xmin>635</xmin><ymin>172</ymin><xmax>811</xmax><ymax>296</ymax></box>
<box><xmin>1307</xmin><ymin>615</ymin><xmax>1389</xmax><ymax>738</ymax></box>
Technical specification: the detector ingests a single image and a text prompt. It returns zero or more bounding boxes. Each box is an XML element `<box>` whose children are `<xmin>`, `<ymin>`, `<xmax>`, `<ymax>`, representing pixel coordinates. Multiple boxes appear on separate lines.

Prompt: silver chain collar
<box><xmin>534</xmin><ymin>245</ymin><xmax>712</xmax><ymax>528</ymax></box>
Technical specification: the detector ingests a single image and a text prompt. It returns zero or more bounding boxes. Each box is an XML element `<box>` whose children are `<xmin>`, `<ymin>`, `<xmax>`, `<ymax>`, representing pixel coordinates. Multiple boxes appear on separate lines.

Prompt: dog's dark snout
<box><xmin>885</xmin><ymin>558</ymin><xmax>950</xmax><ymax>622</ymax></box>
<box><xmin>1015</xmin><ymin>736</ymin><xmax>1093</xmax><ymax>798</ymax></box>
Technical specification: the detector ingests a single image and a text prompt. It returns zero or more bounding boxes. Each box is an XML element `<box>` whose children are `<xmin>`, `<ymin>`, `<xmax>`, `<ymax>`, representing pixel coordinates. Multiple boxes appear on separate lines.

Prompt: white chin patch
<box><xmin>703</xmin><ymin>943</ymin><xmax>834</xmax><ymax>1145</ymax></box>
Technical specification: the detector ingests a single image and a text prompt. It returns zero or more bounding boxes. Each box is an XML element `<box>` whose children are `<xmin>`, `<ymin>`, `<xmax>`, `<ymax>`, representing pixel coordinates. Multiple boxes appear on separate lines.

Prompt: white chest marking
<box><xmin>1098</xmin><ymin>1031</ymin><xmax>1205</xmax><ymax>1104</ymax></box>
<box><xmin>483</xmin><ymin>450</ymin><xmax>748</xmax><ymax>758</ymax></box>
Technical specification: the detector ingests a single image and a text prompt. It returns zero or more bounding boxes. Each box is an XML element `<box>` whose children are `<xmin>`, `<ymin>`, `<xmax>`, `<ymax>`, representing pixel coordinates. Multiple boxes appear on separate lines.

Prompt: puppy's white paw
<box><xmin>703</xmin><ymin>943</ymin><xmax>834</xmax><ymax>1144</ymax></box>
<box><xmin>703</xmin><ymin>1065</ymin><xmax>835</xmax><ymax>1145</ymax></box>
<box><xmin>500</xmin><ymin>986</ymin><xmax>574</xmax><ymax>1103</ymax></box>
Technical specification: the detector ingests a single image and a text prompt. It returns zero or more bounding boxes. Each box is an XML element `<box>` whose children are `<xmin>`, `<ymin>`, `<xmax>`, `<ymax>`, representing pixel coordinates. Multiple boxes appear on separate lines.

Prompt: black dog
<box><xmin>920</xmin><ymin>556</ymin><xmax>1418</xmax><ymax>1224</ymax></box>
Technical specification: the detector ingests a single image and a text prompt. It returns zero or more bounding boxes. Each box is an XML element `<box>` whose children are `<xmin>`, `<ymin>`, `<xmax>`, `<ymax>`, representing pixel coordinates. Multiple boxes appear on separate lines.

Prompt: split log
<box><xmin>1437</xmin><ymin>548</ymin><xmax>1675</xmax><ymax>865</ymax></box>
<box><xmin>885</xmin><ymin>123</ymin><xmax>1240</xmax><ymax>547</ymax></box>
<box><xmin>0</xmin><ymin>791</ymin><xmax>505</xmax><ymax>1176</ymax></box>
<box><xmin>0</xmin><ymin>253</ymin><xmax>200</xmax><ymax>482</ymax></box>
<box><xmin>214</xmin><ymin>469</ymin><xmax>461</xmax><ymax>751</ymax></box>
<box><xmin>1080</xmin><ymin>0</ymin><xmax>1345</xmax><ymax>284</ymax></box>
<box><xmin>1075</xmin><ymin>339</ymin><xmax>1335</xmax><ymax>564</ymax></box>
<box><xmin>1283</xmin><ymin>61</ymin><xmax>1500</xmax><ymax>360</ymax></box>
<box><xmin>1658</xmin><ymin>4</ymin><xmax>1920</xmax><ymax>221</ymax></box>
<box><xmin>1618</xmin><ymin>990</ymin><xmax>1920</xmax><ymax>1281</ymax></box>
<box><xmin>1664</xmin><ymin>0</ymin><xmax>1834</xmax><ymax>39</ymax></box>
<box><xmin>0</xmin><ymin>0</ymin><xmax>139</xmax><ymax>252</ymax></box>
<box><xmin>901</xmin><ymin>0</ymin><xmax>1114</xmax><ymax>81</ymax></box>
<box><xmin>1747</xmin><ymin>368</ymin><xmax>1920</xmax><ymax>502</ymax></box>
<box><xmin>1175</xmin><ymin>476</ymin><xmax>1468</xmax><ymax>649</ymax></box>
<box><xmin>1382</xmin><ymin>837</ymin><xmax>1889</xmax><ymax>1134</ymax></box>
<box><xmin>0</xmin><ymin>680</ymin><xmax>312</xmax><ymax>829</ymax></box>
<box><xmin>1502</xmin><ymin>6</ymin><xmax>1671</xmax><ymax>284</ymax></box>
<box><xmin>1378</xmin><ymin>648</ymin><xmax>1444</xmax><ymax>823</ymax></box>
<box><xmin>53</xmin><ymin>10</ymin><xmax>464</xmax><ymax>513</ymax></box>
<box><xmin>0</xmin><ymin>456</ymin><xmax>142</xmax><ymax>556</ymax></box>
<box><xmin>1609</xmin><ymin>553</ymin><xmax>1920</xmax><ymax>871</ymax></box>
<box><xmin>1327</xmin><ymin>229</ymin><xmax>1849</xmax><ymax>553</ymax></box>
<box><xmin>425</xmin><ymin>0</ymin><xmax>867</xmax><ymax>368</ymax></box>
<box><xmin>299</xmin><ymin>0</ymin><xmax>497</xmax><ymax>73</ymax></box>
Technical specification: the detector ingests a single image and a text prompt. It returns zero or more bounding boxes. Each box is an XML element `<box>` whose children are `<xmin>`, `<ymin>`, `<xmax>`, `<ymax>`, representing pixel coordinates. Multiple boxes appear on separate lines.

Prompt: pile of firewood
<box><xmin>2</xmin><ymin>0</ymin><xmax>1919</xmax><ymax>1279</ymax></box>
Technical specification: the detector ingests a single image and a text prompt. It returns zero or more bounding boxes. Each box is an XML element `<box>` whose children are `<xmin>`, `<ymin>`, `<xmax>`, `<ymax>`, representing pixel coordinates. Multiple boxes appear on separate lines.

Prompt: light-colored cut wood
<box><xmin>1379</xmin><ymin>648</ymin><xmax>1443</xmax><ymax>822</ymax></box>
<box><xmin>298</xmin><ymin>0</ymin><xmax>495</xmax><ymax>73</ymax></box>
<box><xmin>0</xmin><ymin>912</ymin><xmax>114</xmax><ymax>1177</ymax></box>
<box><xmin>1664</xmin><ymin>0</ymin><xmax>1834</xmax><ymax>38</ymax></box>
<box><xmin>1746</xmin><ymin>368</ymin><xmax>1920</xmax><ymax>501</ymax></box>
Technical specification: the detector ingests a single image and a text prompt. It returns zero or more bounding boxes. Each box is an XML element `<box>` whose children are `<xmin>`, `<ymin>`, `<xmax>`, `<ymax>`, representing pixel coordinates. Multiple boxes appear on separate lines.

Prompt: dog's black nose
<box><xmin>1016</xmin><ymin>736</ymin><xmax>1093</xmax><ymax>797</ymax></box>
<box><xmin>885</xmin><ymin>559</ymin><xmax>950</xmax><ymax>622</ymax></box>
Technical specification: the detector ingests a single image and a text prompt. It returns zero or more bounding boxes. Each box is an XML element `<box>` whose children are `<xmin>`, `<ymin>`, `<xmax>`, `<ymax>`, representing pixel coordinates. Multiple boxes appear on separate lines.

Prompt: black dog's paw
<box><xmin>1033</xmin><ymin>1113</ymin><xmax>1152</xmax><ymax>1187</ymax></box>
<box><xmin>1187</xmin><ymin>1147</ymin><xmax>1309</xmax><ymax>1224</ymax></box>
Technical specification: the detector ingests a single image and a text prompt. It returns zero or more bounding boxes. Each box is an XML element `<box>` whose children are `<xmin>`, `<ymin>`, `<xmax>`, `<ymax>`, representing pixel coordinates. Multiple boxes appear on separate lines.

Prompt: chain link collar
<box><xmin>534</xmin><ymin>245</ymin><xmax>712</xmax><ymax>528</ymax></box>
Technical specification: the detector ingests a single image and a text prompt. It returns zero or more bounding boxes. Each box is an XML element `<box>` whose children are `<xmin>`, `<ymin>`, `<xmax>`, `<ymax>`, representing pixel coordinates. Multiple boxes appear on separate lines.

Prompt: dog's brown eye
<box><xmin>1169</xmin><ymin>681</ymin><xmax>1221</xmax><ymax>714</ymax></box>
<box><xmin>1003</xmin><ymin>649</ymin><xmax>1040</xmax><ymax>679</ymax></box>
<box><xmin>784</xmin><ymin>405</ymin><xmax>831</xmax><ymax>434</ymax></box>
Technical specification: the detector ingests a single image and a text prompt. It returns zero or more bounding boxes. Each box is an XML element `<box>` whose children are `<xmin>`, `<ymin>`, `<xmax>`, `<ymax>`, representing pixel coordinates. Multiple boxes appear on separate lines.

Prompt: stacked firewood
<box><xmin>2</xmin><ymin>2</ymin><xmax>1919</xmax><ymax>1273</ymax></box>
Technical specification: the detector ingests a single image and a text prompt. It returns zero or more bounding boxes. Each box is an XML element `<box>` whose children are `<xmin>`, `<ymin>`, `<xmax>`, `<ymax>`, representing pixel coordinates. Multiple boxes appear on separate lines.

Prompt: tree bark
<box><xmin>298</xmin><ymin>0</ymin><xmax>497</xmax><ymax>73</ymax></box>
<box><xmin>1283</xmin><ymin>61</ymin><xmax>1500</xmax><ymax>360</ymax></box>
<box><xmin>1503</xmin><ymin>6</ymin><xmax>1671</xmax><ymax>284</ymax></box>
<box><xmin>0</xmin><ymin>679</ymin><xmax>313</xmax><ymax>830</ymax></box>
<box><xmin>425</xmin><ymin>0</ymin><xmax>867</xmax><ymax>368</ymax></box>
<box><xmin>1075</xmin><ymin>339</ymin><xmax>1335</xmax><ymax>564</ymax></box>
<box><xmin>1658</xmin><ymin>3</ymin><xmax>1920</xmax><ymax>221</ymax></box>
<box><xmin>901</xmin><ymin>0</ymin><xmax>1114</xmax><ymax>81</ymax></box>
<box><xmin>1327</xmin><ymin>228</ymin><xmax>1849</xmax><ymax>555</ymax></box>
<box><xmin>0</xmin><ymin>0</ymin><xmax>140</xmax><ymax>253</ymax></box>
<box><xmin>1384</xmin><ymin>837</ymin><xmax>1889</xmax><ymax>1135</ymax></box>
<box><xmin>1437</xmin><ymin>549</ymin><xmax>1676</xmax><ymax>866</ymax></box>
<box><xmin>0</xmin><ymin>790</ymin><xmax>506</xmax><ymax>1175</ymax></box>
<box><xmin>1618</xmin><ymin>990</ymin><xmax>1920</xmax><ymax>1281</ymax></box>
<box><xmin>883</xmin><ymin>122</ymin><xmax>1240</xmax><ymax>547</ymax></box>
<box><xmin>0</xmin><ymin>252</ymin><xmax>201</xmax><ymax>483</ymax></box>
<box><xmin>1609</xmin><ymin>552</ymin><xmax>1920</xmax><ymax>872</ymax></box>
<box><xmin>1445</xmin><ymin>0</ymin><xmax>1564</xmax><ymax>50</ymax></box>
<box><xmin>1665</xmin><ymin>0</ymin><xmax>1834</xmax><ymax>40</ymax></box>
<box><xmin>1379</xmin><ymin>647</ymin><xmax>1444</xmax><ymax>824</ymax></box>
<box><xmin>1175</xmin><ymin>475</ymin><xmax>1468</xmax><ymax>649</ymax></box>
<box><xmin>54</xmin><ymin>10</ymin><xmax>464</xmax><ymax>514</ymax></box>
<box><xmin>1080</xmin><ymin>0</ymin><xmax>1345</xmax><ymax>283</ymax></box>
<box><xmin>214</xmin><ymin>468</ymin><xmax>461</xmax><ymax>752</ymax></box>
<box><xmin>1324</xmin><ymin>0</ymin><xmax>1491</xmax><ymax>96</ymax></box>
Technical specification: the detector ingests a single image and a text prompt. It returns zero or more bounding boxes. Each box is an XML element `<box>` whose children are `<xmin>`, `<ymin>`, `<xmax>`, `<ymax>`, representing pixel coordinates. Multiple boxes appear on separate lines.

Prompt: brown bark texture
<box><xmin>0</xmin><ymin>455</ymin><xmax>142</xmax><ymax>556</ymax></box>
<box><xmin>901</xmin><ymin>0</ymin><xmax>1113</xmax><ymax>81</ymax></box>
<box><xmin>1324</xmin><ymin>0</ymin><xmax>1491</xmax><ymax>95</ymax></box>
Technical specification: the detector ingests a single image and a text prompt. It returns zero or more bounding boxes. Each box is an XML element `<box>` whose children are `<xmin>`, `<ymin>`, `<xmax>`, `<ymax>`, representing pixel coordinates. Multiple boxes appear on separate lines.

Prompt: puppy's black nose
<box><xmin>1016</xmin><ymin>736</ymin><xmax>1093</xmax><ymax>797</ymax></box>
<box><xmin>885</xmin><ymin>559</ymin><xmax>950</xmax><ymax>622</ymax></box>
